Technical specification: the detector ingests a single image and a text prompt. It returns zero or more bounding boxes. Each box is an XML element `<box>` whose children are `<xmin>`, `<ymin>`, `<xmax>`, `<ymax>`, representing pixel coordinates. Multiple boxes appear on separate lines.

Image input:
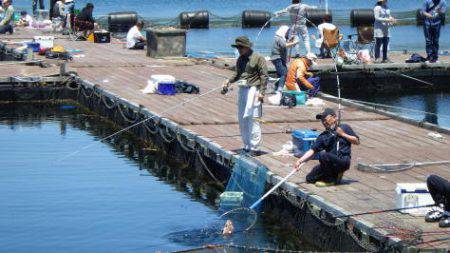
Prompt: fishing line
<box><xmin>335</xmin><ymin>204</ymin><xmax>435</xmax><ymax>218</ymax></box>
<box><xmin>56</xmin><ymin>84</ymin><xmax>225</xmax><ymax>162</ymax></box>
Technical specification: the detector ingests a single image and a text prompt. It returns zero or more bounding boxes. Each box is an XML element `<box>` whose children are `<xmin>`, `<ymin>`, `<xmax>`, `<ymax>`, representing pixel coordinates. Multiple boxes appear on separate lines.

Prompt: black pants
<box><xmin>0</xmin><ymin>24</ymin><xmax>13</xmax><ymax>34</ymax></box>
<box><xmin>32</xmin><ymin>0</ymin><xmax>45</xmax><ymax>15</ymax></box>
<box><xmin>375</xmin><ymin>37</ymin><xmax>389</xmax><ymax>61</ymax></box>
<box><xmin>427</xmin><ymin>175</ymin><xmax>450</xmax><ymax>212</ymax></box>
<box><xmin>424</xmin><ymin>23</ymin><xmax>441</xmax><ymax>61</ymax></box>
<box><xmin>306</xmin><ymin>152</ymin><xmax>350</xmax><ymax>184</ymax></box>
<box><xmin>130</xmin><ymin>41</ymin><xmax>146</xmax><ymax>50</ymax></box>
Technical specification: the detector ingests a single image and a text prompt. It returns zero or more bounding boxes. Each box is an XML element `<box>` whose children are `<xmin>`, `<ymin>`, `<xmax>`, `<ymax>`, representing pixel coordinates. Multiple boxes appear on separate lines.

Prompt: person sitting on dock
<box><xmin>222</xmin><ymin>36</ymin><xmax>268</xmax><ymax>156</ymax></box>
<box><xmin>75</xmin><ymin>3</ymin><xmax>95</xmax><ymax>39</ymax></box>
<box><xmin>295</xmin><ymin>108</ymin><xmax>360</xmax><ymax>187</ymax></box>
<box><xmin>285</xmin><ymin>54</ymin><xmax>320</xmax><ymax>97</ymax></box>
<box><xmin>270</xmin><ymin>25</ymin><xmax>298</xmax><ymax>92</ymax></box>
<box><xmin>425</xmin><ymin>174</ymin><xmax>450</xmax><ymax>227</ymax></box>
<box><xmin>126</xmin><ymin>20</ymin><xmax>146</xmax><ymax>50</ymax></box>
<box><xmin>16</xmin><ymin>11</ymin><xmax>33</xmax><ymax>28</ymax></box>
<box><xmin>0</xmin><ymin>0</ymin><xmax>14</xmax><ymax>34</ymax></box>
<box><xmin>421</xmin><ymin>0</ymin><xmax>447</xmax><ymax>63</ymax></box>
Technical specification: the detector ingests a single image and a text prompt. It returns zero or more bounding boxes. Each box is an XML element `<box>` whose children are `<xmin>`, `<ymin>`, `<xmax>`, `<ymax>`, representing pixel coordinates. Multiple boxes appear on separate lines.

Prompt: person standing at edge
<box><xmin>295</xmin><ymin>108</ymin><xmax>360</xmax><ymax>187</ymax></box>
<box><xmin>274</xmin><ymin>0</ymin><xmax>315</xmax><ymax>56</ymax></box>
<box><xmin>222</xmin><ymin>36</ymin><xmax>268</xmax><ymax>156</ymax></box>
<box><xmin>421</xmin><ymin>0</ymin><xmax>447</xmax><ymax>63</ymax></box>
<box><xmin>374</xmin><ymin>0</ymin><xmax>396</xmax><ymax>63</ymax></box>
<box><xmin>270</xmin><ymin>25</ymin><xmax>298</xmax><ymax>92</ymax></box>
<box><xmin>32</xmin><ymin>0</ymin><xmax>45</xmax><ymax>16</ymax></box>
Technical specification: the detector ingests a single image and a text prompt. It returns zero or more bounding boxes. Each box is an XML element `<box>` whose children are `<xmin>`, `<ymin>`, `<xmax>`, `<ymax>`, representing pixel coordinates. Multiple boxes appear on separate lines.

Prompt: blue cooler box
<box><xmin>292</xmin><ymin>128</ymin><xmax>320</xmax><ymax>159</ymax></box>
<box><xmin>157</xmin><ymin>82</ymin><xmax>176</xmax><ymax>95</ymax></box>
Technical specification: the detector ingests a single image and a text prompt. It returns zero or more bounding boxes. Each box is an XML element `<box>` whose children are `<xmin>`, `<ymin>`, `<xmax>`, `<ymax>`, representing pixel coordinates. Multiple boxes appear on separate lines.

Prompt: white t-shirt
<box><xmin>316</xmin><ymin>23</ymin><xmax>336</xmax><ymax>48</ymax></box>
<box><xmin>126</xmin><ymin>26</ymin><xmax>143</xmax><ymax>49</ymax></box>
<box><xmin>21</xmin><ymin>14</ymin><xmax>33</xmax><ymax>27</ymax></box>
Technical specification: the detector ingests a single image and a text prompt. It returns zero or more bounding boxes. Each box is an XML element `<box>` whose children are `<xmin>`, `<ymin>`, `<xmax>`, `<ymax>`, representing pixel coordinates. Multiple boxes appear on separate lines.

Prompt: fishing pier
<box><xmin>1</xmin><ymin>27</ymin><xmax>450</xmax><ymax>252</ymax></box>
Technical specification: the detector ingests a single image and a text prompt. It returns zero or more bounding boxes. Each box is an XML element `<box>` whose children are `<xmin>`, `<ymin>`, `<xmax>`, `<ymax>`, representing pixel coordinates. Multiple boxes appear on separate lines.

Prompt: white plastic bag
<box><xmin>141</xmin><ymin>80</ymin><xmax>158</xmax><ymax>94</ymax></box>
<box><xmin>268</xmin><ymin>91</ymin><xmax>282</xmax><ymax>105</ymax></box>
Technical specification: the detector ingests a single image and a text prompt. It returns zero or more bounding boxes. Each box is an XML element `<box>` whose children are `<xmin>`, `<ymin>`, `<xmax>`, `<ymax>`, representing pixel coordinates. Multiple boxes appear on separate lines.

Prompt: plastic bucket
<box><xmin>283</xmin><ymin>90</ymin><xmax>307</xmax><ymax>105</ymax></box>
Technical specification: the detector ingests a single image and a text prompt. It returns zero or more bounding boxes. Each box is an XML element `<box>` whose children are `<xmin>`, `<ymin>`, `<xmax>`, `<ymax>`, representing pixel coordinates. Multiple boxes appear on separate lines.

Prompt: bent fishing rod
<box><xmin>335</xmin><ymin>204</ymin><xmax>436</xmax><ymax>219</ymax></box>
<box><xmin>57</xmin><ymin>84</ymin><xmax>225</xmax><ymax>162</ymax></box>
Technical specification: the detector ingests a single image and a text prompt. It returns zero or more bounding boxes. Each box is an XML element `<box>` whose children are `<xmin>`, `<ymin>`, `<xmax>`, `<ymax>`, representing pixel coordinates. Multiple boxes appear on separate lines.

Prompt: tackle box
<box><xmin>292</xmin><ymin>128</ymin><xmax>320</xmax><ymax>159</ymax></box>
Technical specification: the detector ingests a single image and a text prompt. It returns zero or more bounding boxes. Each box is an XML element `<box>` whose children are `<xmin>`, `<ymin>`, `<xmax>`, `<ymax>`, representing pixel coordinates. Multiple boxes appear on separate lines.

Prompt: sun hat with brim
<box><xmin>231</xmin><ymin>36</ymin><xmax>253</xmax><ymax>48</ymax></box>
<box><xmin>316</xmin><ymin>108</ymin><xmax>336</xmax><ymax>121</ymax></box>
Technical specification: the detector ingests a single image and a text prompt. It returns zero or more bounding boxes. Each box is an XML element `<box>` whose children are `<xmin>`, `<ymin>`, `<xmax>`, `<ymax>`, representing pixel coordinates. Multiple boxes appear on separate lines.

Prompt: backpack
<box><xmin>405</xmin><ymin>53</ymin><xmax>427</xmax><ymax>63</ymax></box>
<box><xmin>174</xmin><ymin>81</ymin><xmax>200</xmax><ymax>94</ymax></box>
<box><xmin>280</xmin><ymin>93</ymin><xmax>297</xmax><ymax>108</ymax></box>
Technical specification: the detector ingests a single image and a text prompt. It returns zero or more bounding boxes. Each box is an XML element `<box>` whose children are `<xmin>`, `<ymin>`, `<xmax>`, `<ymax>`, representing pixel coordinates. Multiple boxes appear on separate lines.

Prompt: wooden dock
<box><xmin>1</xmin><ymin>27</ymin><xmax>450</xmax><ymax>251</ymax></box>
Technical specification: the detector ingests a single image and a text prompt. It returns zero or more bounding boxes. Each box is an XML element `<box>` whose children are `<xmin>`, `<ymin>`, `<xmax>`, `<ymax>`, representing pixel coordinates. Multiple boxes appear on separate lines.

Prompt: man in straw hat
<box><xmin>222</xmin><ymin>36</ymin><xmax>268</xmax><ymax>156</ymax></box>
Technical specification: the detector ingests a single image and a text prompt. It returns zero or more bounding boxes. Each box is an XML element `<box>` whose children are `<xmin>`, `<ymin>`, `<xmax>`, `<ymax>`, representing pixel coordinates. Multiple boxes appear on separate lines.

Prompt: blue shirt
<box><xmin>311</xmin><ymin>124</ymin><xmax>359</xmax><ymax>158</ymax></box>
<box><xmin>422</xmin><ymin>0</ymin><xmax>447</xmax><ymax>26</ymax></box>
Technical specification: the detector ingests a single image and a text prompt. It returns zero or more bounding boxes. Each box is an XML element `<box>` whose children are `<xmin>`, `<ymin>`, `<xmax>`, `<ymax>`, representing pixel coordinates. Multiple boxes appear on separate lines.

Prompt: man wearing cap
<box><xmin>295</xmin><ymin>108</ymin><xmax>360</xmax><ymax>187</ymax></box>
<box><xmin>222</xmin><ymin>36</ymin><xmax>268</xmax><ymax>156</ymax></box>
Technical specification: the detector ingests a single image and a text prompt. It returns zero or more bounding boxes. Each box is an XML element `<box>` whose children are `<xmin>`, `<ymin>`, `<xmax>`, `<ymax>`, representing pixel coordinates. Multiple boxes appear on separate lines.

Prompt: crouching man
<box><xmin>295</xmin><ymin>108</ymin><xmax>360</xmax><ymax>187</ymax></box>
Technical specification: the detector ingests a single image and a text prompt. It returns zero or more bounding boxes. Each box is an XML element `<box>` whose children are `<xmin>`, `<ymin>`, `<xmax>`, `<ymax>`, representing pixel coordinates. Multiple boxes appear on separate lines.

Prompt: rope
<box><xmin>101</xmin><ymin>95</ymin><xmax>117</xmax><ymax>110</ymax></box>
<box><xmin>343</xmin><ymin>98</ymin><xmax>450</xmax><ymax>119</ymax></box>
<box><xmin>358</xmin><ymin>160</ymin><xmax>450</xmax><ymax>173</ymax></box>
<box><xmin>196</xmin><ymin>149</ymin><xmax>225</xmax><ymax>188</ymax></box>
<box><xmin>80</xmin><ymin>86</ymin><xmax>95</xmax><ymax>98</ymax></box>
<box><xmin>143</xmin><ymin>118</ymin><xmax>159</xmax><ymax>135</ymax></box>
<box><xmin>117</xmin><ymin>103</ymin><xmax>139</xmax><ymax>124</ymax></box>
<box><xmin>176</xmin><ymin>129</ymin><xmax>195</xmax><ymax>152</ymax></box>
<box><xmin>159</xmin><ymin>125</ymin><xmax>175</xmax><ymax>143</ymax></box>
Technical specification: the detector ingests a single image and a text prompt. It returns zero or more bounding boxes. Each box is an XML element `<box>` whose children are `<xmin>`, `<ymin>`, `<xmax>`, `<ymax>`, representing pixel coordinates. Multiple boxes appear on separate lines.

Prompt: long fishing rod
<box><xmin>335</xmin><ymin>204</ymin><xmax>436</xmax><ymax>219</ymax></box>
<box><xmin>249</xmin><ymin>163</ymin><xmax>305</xmax><ymax>210</ymax></box>
<box><xmin>57</xmin><ymin>84</ymin><xmax>225</xmax><ymax>162</ymax></box>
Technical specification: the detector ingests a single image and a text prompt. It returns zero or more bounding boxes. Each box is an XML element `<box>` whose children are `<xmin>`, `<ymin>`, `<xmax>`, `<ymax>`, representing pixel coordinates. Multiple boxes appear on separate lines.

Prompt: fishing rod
<box><xmin>56</xmin><ymin>84</ymin><xmax>225</xmax><ymax>162</ymax></box>
<box><xmin>335</xmin><ymin>204</ymin><xmax>436</xmax><ymax>219</ymax></box>
<box><xmin>249</xmin><ymin>162</ymin><xmax>305</xmax><ymax>210</ymax></box>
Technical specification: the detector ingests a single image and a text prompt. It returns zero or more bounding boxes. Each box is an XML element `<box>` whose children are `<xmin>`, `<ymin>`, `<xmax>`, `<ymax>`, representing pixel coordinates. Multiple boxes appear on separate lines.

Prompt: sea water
<box><xmin>0</xmin><ymin>103</ymin><xmax>313</xmax><ymax>252</ymax></box>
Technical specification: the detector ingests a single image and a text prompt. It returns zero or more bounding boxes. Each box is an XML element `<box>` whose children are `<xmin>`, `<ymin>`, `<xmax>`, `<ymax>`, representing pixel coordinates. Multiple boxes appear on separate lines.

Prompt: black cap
<box><xmin>316</xmin><ymin>108</ymin><xmax>336</xmax><ymax>121</ymax></box>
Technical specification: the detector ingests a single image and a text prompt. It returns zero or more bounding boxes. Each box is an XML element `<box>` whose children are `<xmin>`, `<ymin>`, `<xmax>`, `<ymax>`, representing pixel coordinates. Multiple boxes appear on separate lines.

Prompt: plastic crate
<box><xmin>219</xmin><ymin>191</ymin><xmax>243</xmax><ymax>209</ymax></box>
<box><xmin>292</xmin><ymin>128</ymin><xmax>320</xmax><ymax>159</ymax></box>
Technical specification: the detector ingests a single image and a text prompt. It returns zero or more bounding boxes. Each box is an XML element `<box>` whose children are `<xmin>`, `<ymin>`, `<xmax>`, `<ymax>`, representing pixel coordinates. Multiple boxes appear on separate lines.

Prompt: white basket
<box><xmin>33</xmin><ymin>36</ymin><xmax>54</xmax><ymax>49</ymax></box>
<box><xmin>395</xmin><ymin>183</ymin><xmax>434</xmax><ymax>216</ymax></box>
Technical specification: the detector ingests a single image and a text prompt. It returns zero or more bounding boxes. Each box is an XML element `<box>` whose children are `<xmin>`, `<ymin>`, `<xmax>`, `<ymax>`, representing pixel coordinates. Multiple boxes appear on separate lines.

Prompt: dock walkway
<box><xmin>1</xmin><ymin>28</ymin><xmax>450</xmax><ymax>251</ymax></box>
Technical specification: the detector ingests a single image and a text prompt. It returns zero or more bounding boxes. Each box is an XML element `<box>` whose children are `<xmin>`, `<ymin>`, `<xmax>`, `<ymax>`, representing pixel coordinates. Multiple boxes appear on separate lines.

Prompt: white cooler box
<box><xmin>395</xmin><ymin>183</ymin><xmax>434</xmax><ymax>216</ymax></box>
<box><xmin>33</xmin><ymin>36</ymin><xmax>54</xmax><ymax>49</ymax></box>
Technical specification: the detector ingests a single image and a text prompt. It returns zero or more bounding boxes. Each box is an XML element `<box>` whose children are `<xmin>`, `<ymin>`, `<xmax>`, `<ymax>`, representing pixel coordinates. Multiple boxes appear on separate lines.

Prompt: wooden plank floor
<box><xmin>1</xmin><ymin>28</ymin><xmax>450</xmax><ymax>249</ymax></box>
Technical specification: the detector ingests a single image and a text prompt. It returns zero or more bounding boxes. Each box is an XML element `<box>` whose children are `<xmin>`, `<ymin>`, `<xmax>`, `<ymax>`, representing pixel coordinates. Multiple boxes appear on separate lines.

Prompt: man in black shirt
<box><xmin>295</xmin><ymin>108</ymin><xmax>360</xmax><ymax>187</ymax></box>
<box><xmin>75</xmin><ymin>3</ymin><xmax>95</xmax><ymax>38</ymax></box>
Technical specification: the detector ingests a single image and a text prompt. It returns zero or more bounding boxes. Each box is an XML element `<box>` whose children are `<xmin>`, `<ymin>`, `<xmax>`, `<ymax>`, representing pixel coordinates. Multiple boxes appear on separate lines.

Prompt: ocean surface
<box><xmin>12</xmin><ymin>0</ymin><xmax>450</xmax><ymax>128</ymax></box>
<box><xmin>0</xmin><ymin>103</ymin><xmax>312</xmax><ymax>252</ymax></box>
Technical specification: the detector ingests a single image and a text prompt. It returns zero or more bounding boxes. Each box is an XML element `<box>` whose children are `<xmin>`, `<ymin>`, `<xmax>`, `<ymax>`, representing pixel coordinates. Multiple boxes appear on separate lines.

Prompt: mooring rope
<box><xmin>176</xmin><ymin>129</ymin><xmax>195</xmax><ymax>152</ymax></box>
<box><xmin>101</xmin><ymin>94</ymin><xmax>117</xmax><ymax>110</ymax></box>
<box><xmin>159</xmin><ymin>125</ymin><xmax>176</xmax><ymax>143</ymax></box>
<box><xmin>195</xmin><ymin>149</ymin><xmax>225</xmax><ymax>188</ymax></box>
<box><xmin>143</xmin><ymin>118</ymin><xmax>159</xmax><ymax>135</ymax></box>
<box><xmin>117</xmin><ymin>103</ymin><xmax>139</xmax><ymax>124</ymax></box>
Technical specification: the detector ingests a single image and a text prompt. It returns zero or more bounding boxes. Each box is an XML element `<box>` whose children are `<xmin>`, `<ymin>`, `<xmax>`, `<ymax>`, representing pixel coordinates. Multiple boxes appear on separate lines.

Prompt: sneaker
<box><xmin>382</xmin><ymin>58</ymin><xmax>394</xmax><ymax>63</ymax></box>
<box><xmin>439</xmin><ymin>216</ymin><xmax>450</xmax><ymax>228</ymax></box>
<box><xmin>248</xmin><ymin>150</ymin><xmax>264</xmax><ymax>157</ymax></box>
<box><xmin>374</xmin><ymin>59</ymin><xmax>382</xmax><ymax>64</ymax></box>
<box><xmin>425</xmin><ymin>208</ymin><xmax>445</xmax><ymax>222</ymax></box>
<box><xmin>315</xmin><ymin>181</ymin><xmax>336</xmax><ymax>187</ymax></box>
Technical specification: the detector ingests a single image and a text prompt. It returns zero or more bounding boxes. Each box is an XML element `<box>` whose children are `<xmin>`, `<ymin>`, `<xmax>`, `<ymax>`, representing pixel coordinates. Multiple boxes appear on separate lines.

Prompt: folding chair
<box><xmin>341</xmin><ymin>26</ymin><xmax>375</xmax><ymax>57</ymax></box>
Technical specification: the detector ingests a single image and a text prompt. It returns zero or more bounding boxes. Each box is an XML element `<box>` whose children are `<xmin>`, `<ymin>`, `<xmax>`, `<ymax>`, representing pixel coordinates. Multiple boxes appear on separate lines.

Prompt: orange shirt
<box><xmin>285</xmin><ymin>58</ymin><xmax>313</xmax><ymax>91</ymax></box>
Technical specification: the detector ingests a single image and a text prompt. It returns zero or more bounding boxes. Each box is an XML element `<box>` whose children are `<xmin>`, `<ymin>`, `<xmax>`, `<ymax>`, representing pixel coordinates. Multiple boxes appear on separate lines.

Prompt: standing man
<box><xmin>222</xmin><ymin>36</ymin><xmax>268</xmax><ymax>156</ymax></box>
<box><xmin>0</xmin><ymin>0</ymin><xmax>14</xmax><ymax>34</ymax></box>
<box><xmin>295</xmin><ymin>108</ymin><xmax>360</xmax><ymax>187</ymax></box>
<box><xmin>32</xmin><ymin>0</ymin><xmax>45</xmax><ymax>16</ymax></box>
<box><xmin>274</xmin><ymin>0</ymin><xmax>315</xmax><ymax>56</ymax></box>
<box><xmin>421</xmin><ymin>0</ymin><xmax>447</xmax><ymax>63</ymax></box>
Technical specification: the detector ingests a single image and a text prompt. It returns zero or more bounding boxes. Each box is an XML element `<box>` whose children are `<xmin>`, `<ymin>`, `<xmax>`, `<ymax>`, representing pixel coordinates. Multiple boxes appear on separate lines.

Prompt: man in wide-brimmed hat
<box><xmin>222</xmin><ymin>36</ymin><xmax>268</xmax><ymax>156</ymax></box>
